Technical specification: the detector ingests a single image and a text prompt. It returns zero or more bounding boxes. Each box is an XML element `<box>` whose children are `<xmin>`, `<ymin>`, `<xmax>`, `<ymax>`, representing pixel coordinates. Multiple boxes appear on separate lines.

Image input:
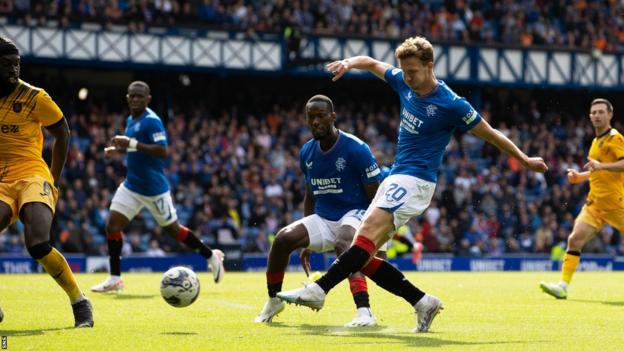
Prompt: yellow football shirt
<box><xmin>0</xmin><ymin>80</ymin><xmax>63</xmax><ymax>184</ymax></box>
<box><xmin>587</xmin><ymin>128</ymin><xmax>624</xmax><ymax>210</ymax></box>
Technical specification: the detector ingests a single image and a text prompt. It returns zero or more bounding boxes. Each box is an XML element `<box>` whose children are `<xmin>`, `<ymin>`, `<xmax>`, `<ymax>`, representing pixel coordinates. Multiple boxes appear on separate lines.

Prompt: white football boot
<box><xmin>276</xmin><ymin>282</ymin><xmax>326</xmax><ymax>311</ymax></box>
<box><xmin>209</xmin><ymin>250</ymin><xmax>225</xmax><ymax>283</ymax></box>
<box><xmin>540</xmin><ymin>281</ymin><xmax>568</xmax><ymax>299</ymax></box>
<box><xmin>345</xmin><ymin>307</ymin><xmax>377</xmax><ymax>327</ymax></box>
<box><xmin>413</xmin><ymin>294</ymin><xmax>443</xmax><ymax>333</ymax></box>
<box><xmin>91</xmin><ymin>275</ymin><xmax>124</xmax><ymax>293</ymax></box>
<box><xmin>254</xmin><ymin>297</ymin><xmax>286</xmax><ymax>323</ymax></box>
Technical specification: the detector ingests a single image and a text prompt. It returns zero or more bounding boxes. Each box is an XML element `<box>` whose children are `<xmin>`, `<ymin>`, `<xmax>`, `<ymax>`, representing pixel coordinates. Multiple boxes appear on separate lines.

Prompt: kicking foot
<box><xmin>276</xmin><ymin>283</ymin><xmax>325</xmax><ymax>311</ymax></box>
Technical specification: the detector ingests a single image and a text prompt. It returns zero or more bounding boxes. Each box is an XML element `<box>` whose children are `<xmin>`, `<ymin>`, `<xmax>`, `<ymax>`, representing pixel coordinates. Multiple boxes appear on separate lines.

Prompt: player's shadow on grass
<box><xmin>267</xmin><ymin>322</ymin><xmax>384</xmax><ymax>333</ymax></box>
<box><xmin>161</xmin><ymin>332</ymin><xmax>198</xmax><ymax>336</ymax></box>
<box><xmin>284</xmin><ymin>324</ymin><xmax>547</xmax><ymax>348</ymax></box>
<box><xmin>0</xmin><ymin>327</ymin><xmax>75</xmax><ymax>337</ymax></box>
<box><xmin>570</xmin><ymin>299</ymin><xmax>624</xmax><ymax>307</ymax></box>
<box><xmin>104</xmin><ymin>293</ymin><xmax>157</xmax><ymax>300</ymax></box>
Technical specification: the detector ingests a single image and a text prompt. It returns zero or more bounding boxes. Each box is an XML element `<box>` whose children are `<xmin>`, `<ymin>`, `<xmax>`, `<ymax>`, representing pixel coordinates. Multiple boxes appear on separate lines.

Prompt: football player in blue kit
<box><xmin>278</xmin><ymin>37</ymin><xmax>548</xmax><ymax>332</ymax></box>
<box><xmin>255</xmin><ymin>95</ymin><xmax>387</xmax><ymax>327</ymax></box>
<box><xmin>91</xmin><ymin>81</ymin><xmax>225</xmax><ymax>293</ymax></box>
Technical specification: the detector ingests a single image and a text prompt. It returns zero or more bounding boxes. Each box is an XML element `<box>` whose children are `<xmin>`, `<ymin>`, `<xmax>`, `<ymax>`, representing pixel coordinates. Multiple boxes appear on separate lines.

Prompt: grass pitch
<box><xmin>0</xmin><ymin>271</ymin><xmax>623</xmax><ymax>350</ymax></box>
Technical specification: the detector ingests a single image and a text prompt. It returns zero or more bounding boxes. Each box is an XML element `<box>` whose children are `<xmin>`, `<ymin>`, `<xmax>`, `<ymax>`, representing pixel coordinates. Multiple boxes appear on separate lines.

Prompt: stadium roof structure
<box><xmin>2</xmin><ymin>25</ymin><xmax>622</xmax><ymax>91</ymax></box>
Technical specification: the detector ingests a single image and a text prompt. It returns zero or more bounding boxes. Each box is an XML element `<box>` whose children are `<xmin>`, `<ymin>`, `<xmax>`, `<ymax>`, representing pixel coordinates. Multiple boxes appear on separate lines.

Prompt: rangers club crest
<box><xmin>426</xmin><ymin>104</ymin><xmax>437</xmax><ymax>117</ymax></box>
<box><xmin>335</xmin><ymin>157</ymin><xmax>346</xmax><ymax>172</ymax></box>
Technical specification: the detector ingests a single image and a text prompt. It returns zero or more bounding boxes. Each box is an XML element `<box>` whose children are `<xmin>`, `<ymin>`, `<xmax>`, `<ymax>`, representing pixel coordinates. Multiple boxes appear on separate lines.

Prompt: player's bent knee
<box><xmin>274</xmin><ymin>228</ymin><xmax>305</xmax><ymax>252</ymax></box>
<box><xmin>273</xmin><ymin>230</ymin><xmax>293</xmax><ymax>250</ymax></box>
<box><xmin>27</xmin><ymin>241</ymin><xmax>53</xmax><ymax>260</ymax></box>
<box><xmin>567</xmin><ymin>231</ymin><xmax>589</xmax><ymax>250</ymax></box>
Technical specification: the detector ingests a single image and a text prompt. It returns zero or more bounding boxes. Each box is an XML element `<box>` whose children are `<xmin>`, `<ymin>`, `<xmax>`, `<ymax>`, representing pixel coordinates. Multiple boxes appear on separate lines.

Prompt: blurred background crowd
<box><xmin>1</xmin><ymin>0</ymin><xmax>624</xmax><ymax>52</ymax></box>
<box><xmin>0</xmin><ymin>73</ymin><xmax>621</xmax><ymax>258</ymax></box>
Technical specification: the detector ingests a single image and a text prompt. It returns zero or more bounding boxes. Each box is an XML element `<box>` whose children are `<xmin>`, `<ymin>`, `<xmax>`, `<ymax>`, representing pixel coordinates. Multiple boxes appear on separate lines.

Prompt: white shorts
<box><xmin>294</xmin><ymin>209</ymin><xmax>388</xmax><ymax>253</ymax></box>
<box><xmin>110</xmin><ymin>183</ymin><xmax>178</xmax><ymax>227</ymax></box>
<box><xmin>367</xmin><ymin>174</ymin><xmax>436</xmax><ymax>237</ymax></box>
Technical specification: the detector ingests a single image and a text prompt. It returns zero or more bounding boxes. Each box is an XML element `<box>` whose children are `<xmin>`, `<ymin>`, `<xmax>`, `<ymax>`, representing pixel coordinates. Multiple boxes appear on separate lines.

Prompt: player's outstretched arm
<box><xmin>470</xmin><ymin>119</ymin><xmax>548</xmax><ymax>173</ymax></box>
<box><xmin>326</xmin><ymin>56</ymin><xmax>392</xmax><ymax>81</ymax></box>
<box><xmin>45</xmin><ymin>117</ymin><xmax>70</xmax><ymax>186</ymax></box>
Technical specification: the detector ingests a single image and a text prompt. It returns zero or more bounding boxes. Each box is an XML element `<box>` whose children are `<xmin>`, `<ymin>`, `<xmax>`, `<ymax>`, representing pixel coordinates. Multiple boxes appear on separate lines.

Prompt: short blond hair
<box><xmin>395</xmin><ymin>36</ymin><xmax>434</xmax><ymax>64</ymax></box>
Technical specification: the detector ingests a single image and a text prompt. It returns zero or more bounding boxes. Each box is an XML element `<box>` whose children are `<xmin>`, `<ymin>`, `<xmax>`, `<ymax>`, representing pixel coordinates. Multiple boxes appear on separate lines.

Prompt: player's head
<box><xmin>126</xmin><ymin>81</ymin><xmax>151</xmax><ymax>116</ymax></box>
<box><xmin>0</xmin><ymin>37</ymin><xmax>20</xmax><ymax>93</ymax></box>
<box><xmin>395</xmin><ymin>36</ymin><xmax>434</xmax><ymax>91</ymax></box>
<box><xmin>589</xmin><ymin>98</ymin><xmax>613</xmax><ymax>130</ymax></box>
<box><xmin>305</xmin><ymin>94</ymin><xmax>336</xmax><ymax>140</ymax></box>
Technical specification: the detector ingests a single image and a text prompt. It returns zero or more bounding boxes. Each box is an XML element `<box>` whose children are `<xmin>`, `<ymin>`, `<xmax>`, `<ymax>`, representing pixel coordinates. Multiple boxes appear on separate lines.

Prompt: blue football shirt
<box><xmin>300</xmin><ymin>131</ymin><xmax>381</xmax><ymax>221</ymax></box>
<box><xmin>123</xmin><ymin>107</ymin><xmax>169</xmax><ymax>196</ymax></box>
<box><xmin>384</xmin><ymin>67</ymin><xmax>482</xmax><ymax>182</ymax></box>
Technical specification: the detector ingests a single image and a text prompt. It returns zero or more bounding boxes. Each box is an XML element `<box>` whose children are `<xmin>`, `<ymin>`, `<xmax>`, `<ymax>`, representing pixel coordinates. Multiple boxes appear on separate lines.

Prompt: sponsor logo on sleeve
<box><xmin>366</xmin><ymin>164</ymin><xmax>381</xmax><ymax>178</ymax></box>
<box><xmin>152</xmin><ymin>131</ymin><xmax>167</xmax><ymax>142</ymax></box>
<box><xmin>462</xmin><ymin>109</ymin><xmax>477</xmax><ymax>125</ymax></box>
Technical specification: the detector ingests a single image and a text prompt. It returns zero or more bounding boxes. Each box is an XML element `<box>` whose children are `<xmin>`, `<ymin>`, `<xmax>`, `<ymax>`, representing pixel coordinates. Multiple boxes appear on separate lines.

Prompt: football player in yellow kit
<box><xmin>541</xmin><ymin>98</ymin><xmax>624</xmax><ymax>299</ymax></box>
<box><xmin>0</xmin><ymin>37</ymin><xmax>93</xmax><ymax>327</ymax></box>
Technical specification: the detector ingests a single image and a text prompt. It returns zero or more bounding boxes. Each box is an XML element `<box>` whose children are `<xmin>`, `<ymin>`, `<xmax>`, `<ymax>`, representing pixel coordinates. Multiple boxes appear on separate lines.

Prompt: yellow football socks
<box><xmin>561</xmin><ymin>251</ymin><xmax>581</xmax><ymax>284</ymax></box>
<box><xmin>38</xmin><ymin>247</ymin><xmax>83</xmax><ymax>303</ymax></box>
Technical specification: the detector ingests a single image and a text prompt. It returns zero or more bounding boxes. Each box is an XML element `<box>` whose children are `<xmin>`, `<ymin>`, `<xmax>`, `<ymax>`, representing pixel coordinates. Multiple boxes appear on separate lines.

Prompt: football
<box><xmin>160</xmin><ymin>266</ymin><xmax>200</xmax><ymax>308</ymax></box>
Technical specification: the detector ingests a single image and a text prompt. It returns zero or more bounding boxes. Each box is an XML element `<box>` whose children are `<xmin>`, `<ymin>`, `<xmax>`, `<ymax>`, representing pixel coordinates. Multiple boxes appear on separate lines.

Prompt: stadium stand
<box><xmin>1</xmin><ymin>0</ymin><xmax>623</xmax><ymax>52</ymax></box>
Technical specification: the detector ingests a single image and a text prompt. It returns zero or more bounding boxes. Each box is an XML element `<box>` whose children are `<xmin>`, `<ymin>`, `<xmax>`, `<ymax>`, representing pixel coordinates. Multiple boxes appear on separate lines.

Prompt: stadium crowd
<box><xmin>1</xmin><ymin>0</ymin><xmax>624</xmax><ymax>53</ymax></box>
<box><xmin>0</xmin><ymin>91</ymin><xmax>622</xmax><ymax>258</ymax></box>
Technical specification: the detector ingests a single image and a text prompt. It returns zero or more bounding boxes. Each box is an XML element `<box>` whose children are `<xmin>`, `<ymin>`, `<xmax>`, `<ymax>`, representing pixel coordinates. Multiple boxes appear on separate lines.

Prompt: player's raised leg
<box><xmin>162</xmin><ymin>221</ymin><xmax>225</xmax><ymax>283</ymax></box>
<box><xmin>255</xmin><ymin>222</ymin><xmax>310</xmax><ymax>322</ymax></box>
<box><xmin>91</xmin><ymin>210</ymin><xmax>130</xmax><ymax>293</ymax></box>
<box><xmin>540</xmin><ymin>219</ymin><xmax>597</xmax><ymax>299</ymax></box>
<box><xmin>22</xmin><ymin>202</ymin><xmax>93</xmax><ymax>328</ymax></box>
<box><xmin>279</xmin><ymin>205</ymin><xmax>442</xmax><ymax>332</ymax></box>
